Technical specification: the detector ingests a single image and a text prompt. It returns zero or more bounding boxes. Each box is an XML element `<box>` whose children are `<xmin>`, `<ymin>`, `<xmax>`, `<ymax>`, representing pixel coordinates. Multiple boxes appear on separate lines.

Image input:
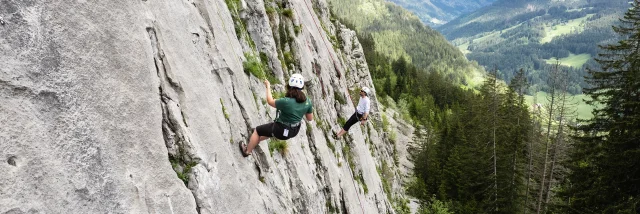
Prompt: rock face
<box><xmin>0</xmin><ymin>0</ymin><xmax>412</xmax><ymax>213</ymax></box>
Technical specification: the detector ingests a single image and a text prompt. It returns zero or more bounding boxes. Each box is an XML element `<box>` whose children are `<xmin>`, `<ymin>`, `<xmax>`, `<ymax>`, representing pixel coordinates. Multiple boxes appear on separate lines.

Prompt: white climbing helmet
<box><xmin>361</xmin><ymin>86</ymin><xmax>371</xmax><ymax>95</ymax></box>
<box><xmin>288</xmin><ymin>73</ymin><xmax>305</xmax><ymax>89</ymax></box>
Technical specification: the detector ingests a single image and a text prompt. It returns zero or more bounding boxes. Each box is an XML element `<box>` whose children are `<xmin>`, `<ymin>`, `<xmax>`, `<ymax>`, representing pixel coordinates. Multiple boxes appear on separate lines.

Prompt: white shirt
<box><xmin>356</xmin><ymin>96</ymin><xmax>370</xmax><ymax>114</ymax></box>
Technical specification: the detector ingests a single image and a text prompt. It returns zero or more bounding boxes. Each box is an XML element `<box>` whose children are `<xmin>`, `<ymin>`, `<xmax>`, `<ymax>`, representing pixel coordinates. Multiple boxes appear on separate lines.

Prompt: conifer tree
<box><xmin>559</xmin><ymin>1</ymin><xmax>640</xmax><ymax>212</ymax></box>
<box><xmin>504</xmin><ymin>68</ymin><xmax>530</xmax><ymax>212</ymax></box>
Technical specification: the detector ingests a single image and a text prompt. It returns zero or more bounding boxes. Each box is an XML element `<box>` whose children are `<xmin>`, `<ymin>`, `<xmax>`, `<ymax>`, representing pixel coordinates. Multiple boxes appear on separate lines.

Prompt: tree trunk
<box><xmin>543</xmin><ymin>70</ymin><xmax>570</xmax><ymax>213</ymax></box>
<box><xmin>524</xmin><ymin>92</ymin><xmax>540</xmax><ymax>214</ymax></box>
<box><xmin>511</xmin><ymin>116</ymin><xmax>520</xmax><ymax>204</ymax></box>
<box><xmin>524</xmin><ymin>128</ymin><xmax>533</xmax><ymax>214</ymax></box>
<box><xmin>493</xmin><ymin>80</ymin><xmax>498</xmax><ymax>212</ymax></box>
<box><xmin>536</xmin><ymin>63</ymin><xmax>560</xmax><ymax>214</ymax></box>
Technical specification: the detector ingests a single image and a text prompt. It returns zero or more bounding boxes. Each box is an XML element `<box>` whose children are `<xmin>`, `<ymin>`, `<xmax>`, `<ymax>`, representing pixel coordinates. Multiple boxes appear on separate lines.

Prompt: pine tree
<box><xmin>558</xmin><ymin>1</ymin><xmax>640</xmax><ymax>212</ymax></box>
<box><xmin>503</xmin><ymin>68</ymin><xmax>531</xmax><ymax>212</ymax></box>
<box><xmin>480</xmin><ymin>67</ymin><xmax>500</xmax><ymax>212</ymax></box>
<box><xmin>393</xmin><ymin>56</ymin><xmax>408</xmax><ymax>100</ymax></box>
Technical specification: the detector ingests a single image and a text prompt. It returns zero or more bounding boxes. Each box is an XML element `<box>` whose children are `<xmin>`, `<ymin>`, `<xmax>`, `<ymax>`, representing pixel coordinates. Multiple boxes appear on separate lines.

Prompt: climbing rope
<box><xmin>213</xmin><ymin>0</ymin><xmax>243</xmax><ymax>70</ymax></box>
<box><xmin>293</xmin><ymin>1</ymin><xmax>366</xmax><ymax>213</ymax></box>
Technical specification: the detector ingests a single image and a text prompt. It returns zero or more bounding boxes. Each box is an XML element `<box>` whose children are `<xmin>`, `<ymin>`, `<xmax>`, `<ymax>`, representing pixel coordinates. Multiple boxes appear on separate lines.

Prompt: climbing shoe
<box><xmin>239</xmin><ymin>141</ymin><xmax>250</xmax><ymax>157</ymax></box>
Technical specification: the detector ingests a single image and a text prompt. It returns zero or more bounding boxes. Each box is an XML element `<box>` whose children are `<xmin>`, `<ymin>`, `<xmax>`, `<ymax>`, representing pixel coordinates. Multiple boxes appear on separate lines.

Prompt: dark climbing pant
<box><xmin>342</xmin><ymin>112</ymin><xmax>363</xmax><ymax>131</ymax></box>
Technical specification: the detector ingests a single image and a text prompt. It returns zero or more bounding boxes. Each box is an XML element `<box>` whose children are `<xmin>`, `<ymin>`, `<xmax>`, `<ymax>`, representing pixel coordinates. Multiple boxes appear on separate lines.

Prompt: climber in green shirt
<box><xmin>240</xmin><ymin>74</ymin><xmax>313</xmax><ymax>157</ymax></box>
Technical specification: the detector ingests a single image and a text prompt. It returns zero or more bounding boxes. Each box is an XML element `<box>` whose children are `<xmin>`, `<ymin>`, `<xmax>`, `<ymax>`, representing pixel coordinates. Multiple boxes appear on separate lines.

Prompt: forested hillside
<box><xmin>328</xmin><ymin>0</ymin><xmax>559</xmax><ymax>213</ymax></box>
<box><xmin>356</xmin><ymin>21</ymin><xmax>540</xmax><ymax>214</ymax></box>
<box><xmin>438</xmin><ymin>0</ymin><xmax>628</xmax><ymax>94</ymax></box>
<box><xmin>386</xmin><ymin>0</ymin><xmax>496</xmax><ymax>26</ymax></box>
<box><xmin>330</xmin><ymin>0</ymin><xmax>639</xmax><ymax>213</ymax></box>
<box><xmin>328</xmin><ymin>0</ymin><xmax>483</xmax><ymax>87</ymax></box>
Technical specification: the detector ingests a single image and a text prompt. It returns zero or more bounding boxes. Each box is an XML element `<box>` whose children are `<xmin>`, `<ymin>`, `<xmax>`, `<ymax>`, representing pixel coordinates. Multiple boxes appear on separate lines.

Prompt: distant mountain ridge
<box><xmin>436</xmin><ymin>0</ymin><xmax>628</xmax><ymax>94</ymax></box>
<box><xmin>387</xmin><ymin>0</ymin><xmax>497</xmax><ymax>26</ymax></box>
<box><xmin>329</xmin><ymin>0</ymin><xmax>484</xmax><ymax>85</ymax></box>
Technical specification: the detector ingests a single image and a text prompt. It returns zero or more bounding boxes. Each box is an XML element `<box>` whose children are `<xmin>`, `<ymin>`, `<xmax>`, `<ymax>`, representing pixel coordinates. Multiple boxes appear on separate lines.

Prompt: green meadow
<box><xmin>524</xmin><ymin>91</ymin><xmax>600</xmax><ymax>120</ymax></box>
<box><xmin>545</xmin><ymin>53</ymin><xmax>591</xmax><ymax>68</ymax></box>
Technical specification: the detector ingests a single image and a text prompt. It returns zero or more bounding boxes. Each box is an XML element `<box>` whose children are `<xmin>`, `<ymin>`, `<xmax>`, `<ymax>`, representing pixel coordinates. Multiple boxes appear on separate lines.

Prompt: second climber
<box><xmin>334</xmin><ymin>86</ymin><xmax>371</xmax><ymax>138</ymax></box>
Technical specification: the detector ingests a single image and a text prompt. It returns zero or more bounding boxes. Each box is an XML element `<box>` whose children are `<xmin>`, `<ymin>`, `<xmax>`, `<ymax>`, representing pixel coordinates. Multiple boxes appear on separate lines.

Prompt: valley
<box><xmin>439</xmin><ymin>0</ymin><xmax>627</xmax><ymax>94</ymax></box>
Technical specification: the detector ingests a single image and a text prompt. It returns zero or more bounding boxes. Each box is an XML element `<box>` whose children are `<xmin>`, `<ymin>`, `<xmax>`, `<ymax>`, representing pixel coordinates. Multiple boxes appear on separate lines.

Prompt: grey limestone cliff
<box><xmin>0</xmin><ymin>0</ymin><xmax>413</xmax><ymax>213</ymax></box>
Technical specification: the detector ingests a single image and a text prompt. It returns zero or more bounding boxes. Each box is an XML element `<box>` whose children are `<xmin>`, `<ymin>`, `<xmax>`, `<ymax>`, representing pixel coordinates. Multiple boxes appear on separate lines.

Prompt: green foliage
<box><xmin>315</xmin><ymin>117</ymin><xmax>323</xmax><ymax>127</ymax></box>
<box><xmin>329</xmin><ymin>0</ymin><xmax>480</xmax><ymax>85</ymax></box>
<box><xmin>545</xmin><ymin>53</ymin><xmax>591</xmax><ymax>68</ymax></box>
<box><xmin>243</xmin><ymin>53</ymin><xmax>266</xmax><ymax>79</ymax></box>
<box><xmin>306</xmin><ymin>122</ymin><xmax>312</xmax><ymax>136</ymax></box>
<box><xmin>405</xmin><ymin>177</ymin><xmax>429</xmax><ymax>201</ymax></box>
<box><xmin>259</xmin><ymin>52</ymin><xmax>269</xmax><ymax>66</ymax></box>
<box><xmin>556</xmin><ymin>2</ymin><xmax>640</xmax><ymax>212</ymax></box>
<box><xmin>524</xmin><ymin>91</ymin><xmax>597</xmax><ymax>119</ymax></box>
<box><xmin>283</xmin><ymin>51</ymin><xmax>294</xmax><ymax>68</ymax></box>
<box><xmin>337</xmin><ymin>117</ymin><xmax>346</xmax><ymax>127</ymax></box>
<box><xmin>342</xmin><ymin>143</ymin><xmax>355</xmax><ymax>173</ymax></box>
<box><xmin>323</xmin><ymin>132</ymin><xmax>336</xmax><ymax>155</ymax></box>
<box><xmin>282</xmin><ymin>9</ymin><xmax>293</xmax><ymax>18</ymax></box>
<box><xmin>273</xmin><ymin>91</ymin><xmax>286</xmax><ymax>99</ymax></box>
<box><xmin>440</xmin><ymin>1</ymin><xmax>628</xmax><ymax>95</ymax></box>
<box><xmin>326</xmin><ymin>201</ymin><xmax>337</xmax><ymax>213</ymax></box>
<box><xmin>220</xmin><ymin>98</ymin><xmax>229</xmax><ymax>119</ymax></box>
<box><xmin>355</xmin><ymin>172</ymin><xmax>369</xmax><ymax>194</ymax></box>
<box><xmin>225</xmin><ymin>0</ymin><xmax>257</xmax><ymax>49</ymax></box>
<box><xmin>334</xmin><ymin>91</ymin><xmax>347</xmax><ymax>105</ymax></box>
<box><xmin>225</xmin><ymin>0</ymin><xmax>243</xmax><ymax>40</ymax></box>
<box><xmin>260</xmin><ymin>52</ymin><xmax>279</xmax><ymax>83</ymax></box>
<box><xmin>268</xmin><ymin>139</ymin><xmax>288</xmax><ymax>156</ymax></box>
<box><xmin>389</xmin><ymin>130</ymin><xmax>397</xmax><ymax>144</ymax></box>
<box><xmin>329</xmin><ymin>0</ymin><xmax>548</xmax><ymax>211</ymax></box>
<box><xmin>378</xmin><ymin>160</ymin><xmax>393</xmax><ymax>201</ymax></box>
<box><xmin>169</xmin><ymin>155</ymin><xmax>197</xmax><ymax>186</ymax></box>
<box><xmin>393</xmin><ymin>197</ymin><xmax>412</xmax><ymax>214</ymax></box>
<box><xmin>294</xmin><ymin>24</ymin><xmax>302</xmax><ymax>35</ymax></box>
<box><xmin>381</xmin><ymin>114</ymin><xmax>390</xmax><ymax>132</ymax></box>
<box><xmin>418</xmin><ymin>198</ymin><xmax>453</xmax><ymax>214</ymax></box>
<box><xmin>251</xmin><ymin>92</ymin><xmax>258</xmax><ymax>107</ymax></box>
<box><xmin>393</xmin><ymin>144</ymin><xmax>399</xmax><ymax>166</ymax></box>
<box><xmin>363</xmin><ymin>39</ymin><xmax>534</xmax><ymax>213</ymax></box>
<box><xmin>169</xmin><ymin>146</ymin><xmax>198</xmax><ymax>186</ymax></box>
<box><xmin>278</xmin><ymin>24</ymin><xmax>289</xmax><ymax>58</ymax></box>
<box><xmin>243</xmin><ymin>52</ymin><xmax>279</xmax><ymax>83</ymax></box>
<box><xmin>265</xmin><ymin>6</ymin><xmax>276</xmax><ymax>16</ymax></box>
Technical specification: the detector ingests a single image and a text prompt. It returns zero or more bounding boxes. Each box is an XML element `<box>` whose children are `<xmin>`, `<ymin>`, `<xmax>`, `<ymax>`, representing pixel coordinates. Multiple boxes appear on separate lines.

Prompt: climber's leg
<box><xmin>244</xmin><ymin>123</ymin><xmax>276</xmax><ymax>155</ymax></box>
<box><xmin>337</xmin><ymin>112</ymin><xmax>360</xmax><ymax>138</ymax></box>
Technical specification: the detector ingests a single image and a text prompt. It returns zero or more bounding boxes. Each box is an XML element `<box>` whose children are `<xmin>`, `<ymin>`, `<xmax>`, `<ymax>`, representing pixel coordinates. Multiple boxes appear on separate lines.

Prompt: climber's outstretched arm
<box><xmin>264</xmin><ymin>80</ymin><xmax>276</xmax><ymax>108</ymax></box>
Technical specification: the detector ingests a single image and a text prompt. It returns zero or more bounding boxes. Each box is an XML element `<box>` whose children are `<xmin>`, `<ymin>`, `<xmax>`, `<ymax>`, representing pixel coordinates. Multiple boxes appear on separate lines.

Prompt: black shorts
<box><xmin>255</xmin><ymin>122</ymin><xmax>301</xmax><ymax>140</ymax></box>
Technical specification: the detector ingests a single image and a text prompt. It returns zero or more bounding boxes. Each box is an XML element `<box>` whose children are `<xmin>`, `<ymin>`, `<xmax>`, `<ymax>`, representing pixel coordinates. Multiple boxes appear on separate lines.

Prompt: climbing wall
<box><xmin>0</xmin><ymin>0</ymin><xmax>412</xmax><ymax>213</ymax></box>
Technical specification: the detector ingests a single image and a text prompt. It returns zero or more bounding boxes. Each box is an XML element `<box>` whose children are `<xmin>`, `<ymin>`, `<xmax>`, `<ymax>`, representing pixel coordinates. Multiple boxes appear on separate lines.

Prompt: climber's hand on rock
<box><xmin>264</xmin><ymin>79</ymin><xmax>270</xmax><ymax>88</ymax></box>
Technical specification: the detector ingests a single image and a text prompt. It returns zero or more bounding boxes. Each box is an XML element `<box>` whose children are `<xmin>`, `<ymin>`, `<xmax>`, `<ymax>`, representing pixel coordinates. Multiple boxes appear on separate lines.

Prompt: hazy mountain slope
<box><xmin>387</xmin><ymin>0</ymin><xmax>497</xmax><ymax>26</ymax></box>
<box><xmin>328</xmin><ymin>0</ymin><xmax>484</xmax><ymax>86</ymax></box>
<box><xmin>437</xmin><ymin>0</ymin><xmax>628</xmax><ymax>93</ymax></box>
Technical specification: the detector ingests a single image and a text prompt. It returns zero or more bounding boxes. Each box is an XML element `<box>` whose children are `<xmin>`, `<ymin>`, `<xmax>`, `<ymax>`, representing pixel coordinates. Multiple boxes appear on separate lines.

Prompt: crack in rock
<box><xmin>147</xmin><ymin>26</ymin><xmax>203</xmax><ymax>213</ymax></box>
